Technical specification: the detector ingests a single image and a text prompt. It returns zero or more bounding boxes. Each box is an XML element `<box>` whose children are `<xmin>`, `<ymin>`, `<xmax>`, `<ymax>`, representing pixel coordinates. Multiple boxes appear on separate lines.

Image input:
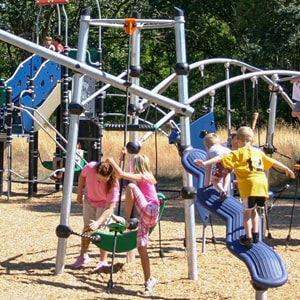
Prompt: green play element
<box><xmin>0</xmin><ymin>86</ymin><xmax>6</xmax><ymax>107</ymax></box>
<box><xmin>42</xmin><ymin>157</ymin><xmax>85</xmax><ymax>172</ymax></box>
<box><xmin>91</xmin><ymin>193</ymin><xmax>166</xmax><ymax>253</ymax></box>
<box><xmin>108</xmin><ymin>222</ymin><xmax>126</xmax><ymax>233</ymax></box>
<box><xmin>68</xmin><ymin>49</ymin><xmax>98</xmax><ymax>66</ymax></box>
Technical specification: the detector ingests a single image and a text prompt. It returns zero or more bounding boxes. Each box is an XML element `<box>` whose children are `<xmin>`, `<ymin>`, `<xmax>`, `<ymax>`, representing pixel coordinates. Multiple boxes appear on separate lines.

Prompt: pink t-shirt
<box><xmin>137</xmin><ymin>176</ymin><xmax>159</xmax><ymax>205</ymax></box>
<box><xmin>81</xmin><ymin>161</ymin><xmax>119</xmax><ymax>208</ymax></box>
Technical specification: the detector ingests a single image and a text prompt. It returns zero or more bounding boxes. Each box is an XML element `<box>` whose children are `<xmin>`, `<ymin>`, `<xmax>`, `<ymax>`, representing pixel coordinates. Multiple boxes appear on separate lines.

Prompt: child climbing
<box><xmin>106</xmin><ymin>149</ymin><xmax>159</xmax><ymax>294</ymax></box>
<box><xmin>194</xmin><ymin>126</ymin><xmax>295</xmax><ymax>248</ymax></box>
<box><xmin>203</xmin><ymin>132</ymin><xmax>232</xmax><ymax>200</ymax></box>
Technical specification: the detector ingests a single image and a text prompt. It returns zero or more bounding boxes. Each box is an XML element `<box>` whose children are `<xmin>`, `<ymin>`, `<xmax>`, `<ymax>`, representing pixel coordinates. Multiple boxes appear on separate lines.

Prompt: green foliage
<box><xmin>0</xmin><ymin>0</ymin><xmax>299</xmax><ymax>125</ymax></box>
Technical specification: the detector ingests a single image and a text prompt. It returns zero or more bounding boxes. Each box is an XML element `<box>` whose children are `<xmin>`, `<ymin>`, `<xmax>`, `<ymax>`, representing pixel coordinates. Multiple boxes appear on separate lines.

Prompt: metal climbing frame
<box><xmin>50</xmin><ymin>7</ymin><xmax>197</xmax><ymax>277</ymax></box>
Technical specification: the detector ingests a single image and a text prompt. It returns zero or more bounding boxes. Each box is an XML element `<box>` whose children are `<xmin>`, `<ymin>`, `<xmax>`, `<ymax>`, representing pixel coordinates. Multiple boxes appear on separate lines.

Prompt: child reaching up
<box><xmin>106</xmin><ymin>150</ymin><xmax>159</xmax><ymax>294</ymax></box>
<box><xmin>194</xmin><ymin>126</ymin><xmax>295</xmax><ymax>248</ymax></box>
<box><xmin>203</xmin><ymin>133</ymin><xmax>232</xmax><ymax>200</ymax></box>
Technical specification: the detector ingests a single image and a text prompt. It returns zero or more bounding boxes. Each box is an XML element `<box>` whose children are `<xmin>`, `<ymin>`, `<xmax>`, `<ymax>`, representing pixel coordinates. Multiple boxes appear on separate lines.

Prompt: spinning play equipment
<box><xmin>92</xmin><ymin>193</ymin><xmax>166</xmax><ymax>253</ymax></box>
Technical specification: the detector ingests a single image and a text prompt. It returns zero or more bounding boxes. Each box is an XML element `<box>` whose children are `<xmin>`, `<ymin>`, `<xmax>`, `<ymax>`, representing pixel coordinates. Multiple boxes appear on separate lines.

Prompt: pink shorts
<box><xmin>131</xmin><ymin>185</ymin><xmax>160</xmax><ymax>247</ymax></box>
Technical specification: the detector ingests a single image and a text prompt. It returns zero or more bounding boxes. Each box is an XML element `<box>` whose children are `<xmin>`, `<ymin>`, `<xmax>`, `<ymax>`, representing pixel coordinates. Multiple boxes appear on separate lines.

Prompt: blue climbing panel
<box><xmin>190</xmin><ymin>111</ymin><xmax>216</xmax><ymax>151</ymax></box>
<box><xmin>181</xmin><ymin>148</ymin><xmax>210</xmax><ymax>227</ymax></box>
<box><xmin>21</xmin><ymin>59</ymin><xmax>62</xmax><ymax>132</ymax></box>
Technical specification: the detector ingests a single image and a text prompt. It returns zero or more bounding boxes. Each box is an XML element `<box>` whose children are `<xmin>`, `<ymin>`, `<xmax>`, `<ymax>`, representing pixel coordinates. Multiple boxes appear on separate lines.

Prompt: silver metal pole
<box><xmin>174</xmin><ymin>7</ymin><xmax>198</xmax><ymax>281</ymax></box>
<box><xmin>224</xmin><ymin>63</ymin><xmax>232</xmax><ymax>136</ymax></box>
<box><xmin>129</xmin><ymin>13</ymin><xmax>142</xmax><ymax>144</ymax></box>
<box><xmin>0</xmin><ymin>29</ymin><xmax>193</xmax><ymax>117</ymax></box>
<box><xmin>55</xmin><ymin>7</ymin><xmax>91</xmax><ymax>275</ymax></box>
<box><xmin>266</xmin><ymin>77</ymin><xmax>279</xmax><ymax>147</ymax></box>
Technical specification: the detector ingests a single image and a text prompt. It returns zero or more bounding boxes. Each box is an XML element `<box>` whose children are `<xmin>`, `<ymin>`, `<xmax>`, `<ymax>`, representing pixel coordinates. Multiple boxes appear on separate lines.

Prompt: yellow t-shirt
<box><xmin>221</xmin><ymin>146</ymin><xmax>275</xmax><ymax>198</ymax></box>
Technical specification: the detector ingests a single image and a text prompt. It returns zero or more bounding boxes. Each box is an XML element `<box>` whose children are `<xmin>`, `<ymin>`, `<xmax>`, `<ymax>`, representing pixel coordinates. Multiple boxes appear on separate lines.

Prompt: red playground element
<box><xmin>36</xmin><ymin>0</ymin><xmax>69</xmax><ymax>5</ymax></box>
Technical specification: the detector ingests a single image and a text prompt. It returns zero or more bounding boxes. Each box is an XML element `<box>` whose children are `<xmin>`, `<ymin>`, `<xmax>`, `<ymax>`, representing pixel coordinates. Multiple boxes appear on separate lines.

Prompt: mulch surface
<box><xmin>0</xmin><ymin>183</ymin><xmax>299</xmax><ymax>300</ymax></box>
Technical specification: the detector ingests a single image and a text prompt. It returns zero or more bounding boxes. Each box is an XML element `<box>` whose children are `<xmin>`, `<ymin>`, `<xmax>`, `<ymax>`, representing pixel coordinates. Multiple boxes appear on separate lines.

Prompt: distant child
<box><xmin>106</xmin><ymin>150</ymin><xmax>159</xmax><ymax>294</ymax></box>
<box><xmin>43</xmin><ymin>36</ymin><xmax>55</xmax><ymax>51</ymax></box>
<box><xmin>203</xmin><ymin>133</ymin><xmax>232</xmax><ymax>200</ymax></box>
<box><xmin>53</xmin><ymin>35</ymin><xmax>65</xmax><ymax>53</ymax></box>
<box><xmin>51</xmin><ymin>142</ymin><xmax>83</xmax><ymax>181</ymax></box>
<box><xmin>290</xmin><ymin>76</ymin><xmax>300</xmax><ymax>118</ymax></box>
<box><xmin>194</xmin><ymin>126</ymin><xmax>295</xmax><ymax>248</ymax></box>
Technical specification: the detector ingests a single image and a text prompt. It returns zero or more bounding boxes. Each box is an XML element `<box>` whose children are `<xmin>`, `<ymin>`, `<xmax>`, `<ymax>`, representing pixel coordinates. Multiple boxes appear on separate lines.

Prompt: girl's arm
<box><xmin>76</xmin><ymin>174</ymin><xmax>85</xmax><ymax>204</ymax></box>
<box><xmin>106</xmin><ymin>157</ymin><xmax>142</xmax><ymax>182</ymax></box>
<box><xmin>89</xmin><ymin>202</ymin><xmax>115</xmax><ymax>231</ymax></box>
<box><xmin>194</xmin><ymin>155</ymin><xmax>222</xmax><ymax>167</ymax></box>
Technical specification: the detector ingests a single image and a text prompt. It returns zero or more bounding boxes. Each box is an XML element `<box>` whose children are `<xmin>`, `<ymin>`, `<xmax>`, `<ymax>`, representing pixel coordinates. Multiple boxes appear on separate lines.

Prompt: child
<box><xmin>106</xmin><ymin>150</ymin><xmax>159</xmax><ymax>294</ymax></box>
<box><xmin>290</xmin><ymin>76</ymin><xmax>300</xmax><ymax>118</ymax></box>
<box><xmin>53</xmin><ymin>35</ymin><xmax>65</xmax><ymax>53</ymax></box>
<box><xmin>43</xmin><ymin>36</ymin><xmax>55</xmax><ymax>51</ymax></box>
<box><xmin>194</xmin><ymin>126</ymin><xmax>295</xmax><ymax>248</ymax></box>
<box><xmin>203</xmin><ymin>133</ymin><xmax>232</xmax><ymax>200</ymax></box>
<box><xmin>70</xmin><ymin>161</ymin><xmax>120</xmax><ymax>271</ymax></box>
<box><xmin>51</xmin><ymin>142</ymin><xmax>83</xmax><ymax>181</ymax></box>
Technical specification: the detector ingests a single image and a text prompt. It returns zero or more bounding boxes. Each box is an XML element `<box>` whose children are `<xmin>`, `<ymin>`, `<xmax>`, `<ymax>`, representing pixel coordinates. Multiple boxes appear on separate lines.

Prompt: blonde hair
<box><xmin>237</xmin><ymin>126</ymin><xmax>254</xmax><ymax>143</ymax></box>
<box><xmin>44</xmin><ymin>36</ymin><xmax>52</xmax><ymax>42</ymax></box>
<box><xmin>133</xmin><ymin>154</ymin><xmax>157</xmax><ymax>184</ymax></box>
<box><xmin>204</xmin><ymin>133</ymin><xmax>220</xmax><ymax>147</ymax></box>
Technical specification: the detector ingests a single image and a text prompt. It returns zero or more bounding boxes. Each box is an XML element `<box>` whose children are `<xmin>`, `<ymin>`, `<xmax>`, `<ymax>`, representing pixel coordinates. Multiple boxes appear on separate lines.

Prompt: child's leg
<box><xmin>243</xmin><ymin>209</ymin><xmax>253</xmax><ymax>238</ymax></box>
<box><xmin>124</xmin><ymin>183</ymin><xmax>137</xmax><ymax>219</ymax></box>
<box><xmin>138</xmin><ymin>246</ymin><xmax>150</xmax><ymax>282</ymax></box>
<box><xmin>251</xmin><ymin>208</ymin><xmax>259</xmax><ymax>234</ymax></box>
<box><xmin>223</xmin><ymin>173</ymin><xmax>231</xmax><ymax>192</ymax></box>
<box><xmin>211</xmin><ymin>176</ymin><xmax>225</xmax><ymax>193</ymax></box>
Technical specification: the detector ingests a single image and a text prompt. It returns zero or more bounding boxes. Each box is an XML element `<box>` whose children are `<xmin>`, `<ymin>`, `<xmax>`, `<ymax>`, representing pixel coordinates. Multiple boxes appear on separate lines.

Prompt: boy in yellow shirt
<box><xmin>194</xmin><ymin>126</ymin><xmax>295</xmax><ymax>248</ymax></box>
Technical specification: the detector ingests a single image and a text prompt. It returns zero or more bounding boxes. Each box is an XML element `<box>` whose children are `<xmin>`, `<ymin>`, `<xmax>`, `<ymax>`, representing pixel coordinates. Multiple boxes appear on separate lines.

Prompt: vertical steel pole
<box><xmin>5</xmin><ymin>87</ymin><xmax>12</xmax><ymax>201</ymax></box>
<box><xmin>224</xmin><ymin>63</ymin><xmax>232</xmax><ymax>137</ymax></box>
<box><xmin>174</xmin><ymin>7</ymin><xmax>198</xmax><ymax>280</ymax></box>
<box><xmin>55</xmin><ymin>6</ymin><xmax>91</xmax><ymax>275</ymax></box>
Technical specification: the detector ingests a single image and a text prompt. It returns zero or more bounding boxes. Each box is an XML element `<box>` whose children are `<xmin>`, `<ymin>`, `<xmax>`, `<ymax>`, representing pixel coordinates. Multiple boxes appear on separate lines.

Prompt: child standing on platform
<box><xmin>194</xmin><ymin>126</ymin><xmax>295</xmax><ymax>248</ymax></box>
<box><xmin>106</xmin><ymin>150</ymin><xmax>159</xmax><ymax>294</ymax></box>
<box><xmin>203</xmin><ymin>133</ymin><xmax>232</xmax><ymax>200</ymax></box>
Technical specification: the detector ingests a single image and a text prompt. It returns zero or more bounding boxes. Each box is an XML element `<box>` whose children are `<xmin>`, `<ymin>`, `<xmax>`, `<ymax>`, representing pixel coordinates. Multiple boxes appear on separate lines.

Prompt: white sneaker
<box><xmin>144</xmin><ymin>277</ymin><xmax>157</xmax><ymax>294</ymax></box>
<box><xmin>111</xmin><ymin>214</ymin><xmax>139</xmax><ymax>230</ymax></box>
<box><xmin>111</xmin><ymin>214</ymin><xmax>127</xmax><ymax>226</ymax></box>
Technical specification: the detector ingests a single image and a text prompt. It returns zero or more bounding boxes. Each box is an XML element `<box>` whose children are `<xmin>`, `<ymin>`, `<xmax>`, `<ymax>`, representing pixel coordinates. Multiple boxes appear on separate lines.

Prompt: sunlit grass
<box><xmin>8</xmin><ymin>123</ymin><xmax>299</xmax><ymax>192</ymax></box>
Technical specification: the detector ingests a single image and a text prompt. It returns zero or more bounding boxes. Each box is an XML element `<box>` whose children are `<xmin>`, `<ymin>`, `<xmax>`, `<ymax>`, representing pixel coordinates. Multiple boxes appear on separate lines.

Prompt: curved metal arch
<box><xmin>188</xmin><ymin>69</ymin><xmax>300</xmax><ymax>108</ymax></box>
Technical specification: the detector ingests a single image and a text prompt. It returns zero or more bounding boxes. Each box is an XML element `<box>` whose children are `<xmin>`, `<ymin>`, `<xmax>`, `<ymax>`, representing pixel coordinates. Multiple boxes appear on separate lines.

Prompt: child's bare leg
<box><xmin>138</xmin><ymin>246</ymin><xmax>150</xmax><ymax>282</ymax></box>
<box><xmin>223</xmin><ymin>173</ymin><xmax>231</xmax><ymax>192</ymax></box>
<box><xmin>251</xmin><ymin>208</ymin><xmax>259</xmax><ymax>234</ymax></box>
<box><xmin>212</xmin><ymin>176</ymin><xmax>225</xmax><ymax>194</ymax></box>
<box><xmin>243</xmin><ymin>209</ymin><xmax>253</xmax><ymax>238</ymax></box>
<box><xmin>124</xmin><ymin>183</ymin><xmax>136</xmax><ymax>219</ymax></box>
<box><xmin>79</xmin><ymin>226</ymin><xmax>91</xmax><ymax>256</ymax></box>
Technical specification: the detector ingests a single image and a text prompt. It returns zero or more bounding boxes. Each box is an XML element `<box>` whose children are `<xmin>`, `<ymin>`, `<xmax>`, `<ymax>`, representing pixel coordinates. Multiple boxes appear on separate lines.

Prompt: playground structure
<box><xmin>0</xmin><ymin>2</ymin><xmax>300</xmax><ymax>299</ymax></box>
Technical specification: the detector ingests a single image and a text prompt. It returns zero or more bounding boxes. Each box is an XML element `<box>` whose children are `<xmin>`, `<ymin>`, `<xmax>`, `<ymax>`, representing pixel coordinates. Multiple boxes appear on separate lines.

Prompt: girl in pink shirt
<box><xmin>70</xmin><ymin>161</ymin><xmax>119</xmax><ymax>271</ymax></box>
<box><xmin>107</xmin><ymin>152</ymin><xmax>159</xmax><ymax>294</ymax></box>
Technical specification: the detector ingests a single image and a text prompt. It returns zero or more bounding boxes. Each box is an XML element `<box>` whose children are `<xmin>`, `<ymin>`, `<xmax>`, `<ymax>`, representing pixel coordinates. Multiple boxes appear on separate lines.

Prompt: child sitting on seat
<box><xmin>51</xmin><ymin>142</ymin><xmax>84</xmax><ymax>181</ymax></box>
<box><xmin>203</xmin><ymin>133</ymin><xmax>232</xmax><ymax>200</ymax></box>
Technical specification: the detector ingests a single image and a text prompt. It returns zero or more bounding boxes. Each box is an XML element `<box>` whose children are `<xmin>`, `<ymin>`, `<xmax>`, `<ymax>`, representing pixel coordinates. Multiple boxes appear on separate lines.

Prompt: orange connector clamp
<box><xmin>124</xmin><ymin>18</ymin><xmax>137</xmax><ymax>35</ymax></box>
<box><xmin>293</xmin><ymin>164</ymin><xmax>300</xmax><ymax>171</ymax></box>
